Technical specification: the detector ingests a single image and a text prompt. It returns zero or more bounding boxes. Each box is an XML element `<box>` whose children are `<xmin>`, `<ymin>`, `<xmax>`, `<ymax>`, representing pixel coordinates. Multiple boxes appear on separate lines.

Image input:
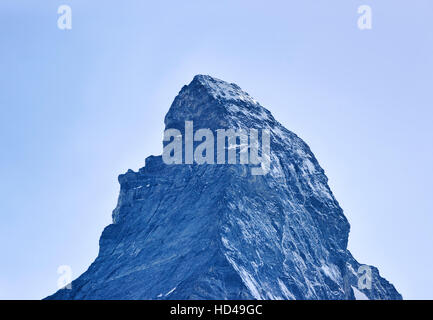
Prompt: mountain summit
<box><xmin>47</xmin><ymin>75</ymin><xmax>401</xmax><ymax>300</ymax></box>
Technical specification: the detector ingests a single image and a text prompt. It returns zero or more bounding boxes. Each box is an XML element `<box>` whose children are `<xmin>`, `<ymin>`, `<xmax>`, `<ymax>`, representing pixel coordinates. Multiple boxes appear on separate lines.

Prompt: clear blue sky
<box><xmin>0</xmin><ymin>0</ymin><xmax>432</xmax><ymax>299</ymax></box>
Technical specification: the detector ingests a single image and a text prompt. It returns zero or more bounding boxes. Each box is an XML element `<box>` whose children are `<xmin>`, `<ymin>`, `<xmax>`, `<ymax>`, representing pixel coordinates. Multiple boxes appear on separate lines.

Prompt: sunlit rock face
<box><xmin>46</xmin><ymin>75</ymin><xmax>401</xmax><ymax>300</ymax></box>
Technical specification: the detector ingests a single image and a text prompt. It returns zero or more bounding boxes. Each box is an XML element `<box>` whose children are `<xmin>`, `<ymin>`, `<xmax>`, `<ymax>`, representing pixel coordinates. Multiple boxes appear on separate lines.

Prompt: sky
<box><xmin>0</xmin><ymin>0</ymin><xmax>432</xmax><ymax>299</ymax></box>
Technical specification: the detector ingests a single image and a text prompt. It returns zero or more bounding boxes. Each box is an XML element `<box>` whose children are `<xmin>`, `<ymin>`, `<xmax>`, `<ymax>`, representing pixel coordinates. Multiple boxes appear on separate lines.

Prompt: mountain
<box><xmin>46</xmin><ymin>75</ymin><xmax>401</xmax><ymax>300</ymax></box>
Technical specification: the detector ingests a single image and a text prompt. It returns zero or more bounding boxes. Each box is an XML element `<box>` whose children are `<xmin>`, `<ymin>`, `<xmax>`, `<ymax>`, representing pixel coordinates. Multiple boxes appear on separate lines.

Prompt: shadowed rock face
<box><xmin>46</xmin><ymin>75</ymin><xmax>402</xmax><ymax>300</ymax></box>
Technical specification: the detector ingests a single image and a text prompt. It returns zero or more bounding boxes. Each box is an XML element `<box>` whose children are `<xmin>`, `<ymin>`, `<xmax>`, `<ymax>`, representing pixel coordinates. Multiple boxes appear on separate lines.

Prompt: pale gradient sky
<box><xmin>0</xmin><ymin>0</ymin><xmax>432</xmax><ymax>299</ymax></box>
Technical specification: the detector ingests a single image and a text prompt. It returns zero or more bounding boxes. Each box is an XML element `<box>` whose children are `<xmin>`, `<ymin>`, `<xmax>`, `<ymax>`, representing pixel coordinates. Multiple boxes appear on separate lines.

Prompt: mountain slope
<box><xmin>46</xmin><ymin>75</ymin><xmax>401</xmax><ymax>300</ymax></box>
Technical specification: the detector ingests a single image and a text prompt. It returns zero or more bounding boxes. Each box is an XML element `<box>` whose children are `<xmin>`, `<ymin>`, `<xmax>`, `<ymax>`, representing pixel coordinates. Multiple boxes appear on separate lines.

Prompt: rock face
<box><xmin>46</xmin><ymin>75</ymin><xmax>402</xmax><ymax>300</ymax></box>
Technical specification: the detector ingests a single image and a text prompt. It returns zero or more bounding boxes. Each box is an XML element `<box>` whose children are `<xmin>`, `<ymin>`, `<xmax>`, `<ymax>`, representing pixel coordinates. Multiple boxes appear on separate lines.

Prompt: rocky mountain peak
<box><xmin>46</xmin><ymin>76</ymin><xmax>402</xmax><ymax>300</ymax></box>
